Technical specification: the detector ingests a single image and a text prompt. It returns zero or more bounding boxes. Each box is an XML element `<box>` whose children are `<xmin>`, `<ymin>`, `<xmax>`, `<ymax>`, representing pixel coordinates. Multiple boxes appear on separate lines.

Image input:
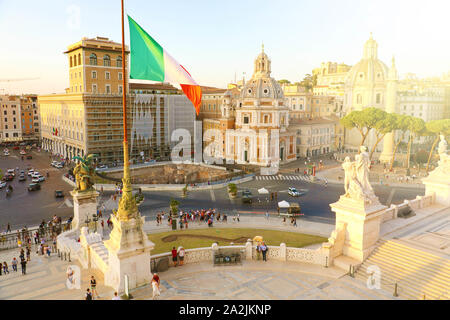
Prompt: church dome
<box><xmin>345</xmin><ymin>33</ymin><xmax>388</xmax><ymax>87</ymax></box>
<box><xmin>240</xmin><ymin>44</ymin><xmax>284</xmax><ymax>100</ymax></box>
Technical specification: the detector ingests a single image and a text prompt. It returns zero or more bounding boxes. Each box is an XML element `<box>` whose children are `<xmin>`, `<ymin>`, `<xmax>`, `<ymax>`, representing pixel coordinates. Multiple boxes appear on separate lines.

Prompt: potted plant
<box><xmin>227</xmin><ymin>183</ymin><xmax>237</xmax><ymax>199</ymax></box>
<box><xmin>169</xmin><ymin>199</ymin><xmax>180</xmax><ymax>230</ymax></box>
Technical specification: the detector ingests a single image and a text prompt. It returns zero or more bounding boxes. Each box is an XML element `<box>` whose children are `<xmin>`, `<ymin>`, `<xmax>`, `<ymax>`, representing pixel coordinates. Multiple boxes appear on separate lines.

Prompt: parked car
<box><xmin>32</xmin><ymin>177</ymin><xmax>40</xmax><ymax>183</ymax></box>
<box><xmin>13</xmin><ymin>146</ymin><xmax>19</xmax><ymax>150</ymax></box>
<box><xmin>19</xmin><ymin>174</ymin><xmax>26</xmax><ymax>182</ymax></box>
<box><xmin>4</xmin><ymin>174</ymin><xmax>14</xmax><ymax>181</ymax></box>
<box><xmin>38</xmin><ymin>176</ymin><xmax>46</xmax><ymax>182</ymax></box>
<box><xmin>7</xmin><ymin>169</ymin><xmax>15</xmax><ymax>176</ymax></box>
<box><xmin>0</xmin><ymin>181</ymin><xmax>6</xmax><ymax>188</ymax></box>
<box><xmin>28</xmin><ymin>169</ymin><xmax>34</xmax><ymax>176</ymax></box>
<box><xmin>55</xmin><ymin>164</ymin><xmax>63</xmax><ymax>169</ymax></box>
<box><xmin>55</xmin><ymin>190</ymin><xmax>64</xmax><ymax>198</ymax></box>
<box><xmin>28</xmin><ymin>183</ymin><xmax>41</xmax><ymax>191</ymax></box>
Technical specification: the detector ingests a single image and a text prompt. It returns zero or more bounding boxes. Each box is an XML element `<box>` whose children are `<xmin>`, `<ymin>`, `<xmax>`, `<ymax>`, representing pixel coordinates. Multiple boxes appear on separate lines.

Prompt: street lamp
<box><xmin>85</xmin><ymin>216</ymin><xmax>91</xmax><ymax>232</ymax></box>
<box><xmin>92</xmin><ymin>214</ymin><xmax>98</xmax><ymax>233</ymax></box>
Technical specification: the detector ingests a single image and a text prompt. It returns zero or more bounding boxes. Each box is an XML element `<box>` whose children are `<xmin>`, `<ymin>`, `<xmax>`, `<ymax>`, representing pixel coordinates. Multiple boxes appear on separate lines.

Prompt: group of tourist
<box><xmin>156</xmin><ymin>209</ymin><xmax>235</xmax><ymax>229</ymax></box>
<box><xmin>256</xmin><ymin>242</ymin><xmax>269</xmax><ymax>262</ymax></box>
<box><xmin>171</xmin><ymin>246</ymin><xmax>186</xmax><ymax>267</ymax></box>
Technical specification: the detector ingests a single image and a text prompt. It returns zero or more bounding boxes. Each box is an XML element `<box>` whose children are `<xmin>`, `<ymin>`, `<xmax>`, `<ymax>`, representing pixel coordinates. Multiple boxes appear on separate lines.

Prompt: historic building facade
<box><xmin>313</xmin><ymin>62</ymin><xmax>351</xmax><ymax>97</ymax></box>
<box><xmin>222</xmin><ymin>46</ymin><xmax>297</xmax><ymax>165</ymax></box>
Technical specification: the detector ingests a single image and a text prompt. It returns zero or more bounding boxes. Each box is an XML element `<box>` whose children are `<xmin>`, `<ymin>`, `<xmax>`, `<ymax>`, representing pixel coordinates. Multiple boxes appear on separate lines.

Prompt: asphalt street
<box><xmin>0</xmin><ymin>149</ymin><xmax>425</xmax><ymax>230</ymax></box>
<box><xmin>0</xmin><ymin>148</ymin><xmax>73</xmax><ymax>230</ymax></box>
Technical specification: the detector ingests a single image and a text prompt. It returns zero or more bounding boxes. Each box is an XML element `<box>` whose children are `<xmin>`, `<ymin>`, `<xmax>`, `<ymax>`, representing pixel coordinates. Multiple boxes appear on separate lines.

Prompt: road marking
<box><xmin>386</xmin><ymin>188</ymin><xmax>396</xmax><ymax>207</ymax></box>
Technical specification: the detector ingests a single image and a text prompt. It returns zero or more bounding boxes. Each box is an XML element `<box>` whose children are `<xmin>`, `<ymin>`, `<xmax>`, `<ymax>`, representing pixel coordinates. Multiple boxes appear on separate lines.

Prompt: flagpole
<box><xmin>116</xmin><ymin>0</ymin><xmax>137</xmax><ymax>221</ymax></box>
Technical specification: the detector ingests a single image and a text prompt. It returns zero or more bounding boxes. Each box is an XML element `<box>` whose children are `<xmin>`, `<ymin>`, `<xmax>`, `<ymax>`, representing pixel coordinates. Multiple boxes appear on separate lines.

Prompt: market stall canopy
<box><xmin>278</xmin><ymin>200</ymin><xmax>290</xmax><ymax>208</ymax></box>
<box><xmin>258</xmin><ymin>187</ymin><xmax>269</xmax><ymax>194</ymax></box>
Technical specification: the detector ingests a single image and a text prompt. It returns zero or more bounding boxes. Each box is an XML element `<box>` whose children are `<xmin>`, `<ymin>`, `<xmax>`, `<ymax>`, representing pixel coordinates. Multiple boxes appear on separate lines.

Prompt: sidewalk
<box><xmin>143</xmin><ymin>215</ymin><xmax>334</xmax><ymax>238</ymax></box>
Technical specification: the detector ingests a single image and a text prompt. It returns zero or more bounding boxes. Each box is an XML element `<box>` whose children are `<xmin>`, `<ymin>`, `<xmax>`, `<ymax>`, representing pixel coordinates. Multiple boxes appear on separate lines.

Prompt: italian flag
<box><xmin>128</xmin><ymin>15</ymin><xmax>202</xmax><ymax>115</ymax></box>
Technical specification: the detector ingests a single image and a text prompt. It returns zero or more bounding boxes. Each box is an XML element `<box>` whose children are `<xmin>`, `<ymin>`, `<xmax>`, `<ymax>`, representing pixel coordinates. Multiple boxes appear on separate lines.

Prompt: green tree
<box><xmin>405</xmin><ymin>117</ymin><xmax>426</xmax><ymax>170</ymax></box>
<box><xmin>369</xmin><ymin>111</ymin><xmax>397</xmax><ymax>160</ymax></box>
<box><xmin>390</xmin><ymin>114</ymin><xmax>411</xmax><ymax>170</ymax></box>
<box><xmin>424</xmin><ymin>119</ymin><xmax>450</xmax><ymax>172</ymax></box>
<box><xmin>169</xmin><ymin>199</ymin><xmax>180</xmax><ymax>215</ymax></box>
<box><xmin>299</xmin><ymin>74</ymin><xmax>317</xmax><ymax>92</ymax></box>
<box><xmin>278</xmin><ymin>79</ymin><xmax>291</xmax><ymax>85</ymax></box>
<box><xmin>340</xmin><ymin>107</ymin><xmax>386</xmax><ymax>147</ymax></box>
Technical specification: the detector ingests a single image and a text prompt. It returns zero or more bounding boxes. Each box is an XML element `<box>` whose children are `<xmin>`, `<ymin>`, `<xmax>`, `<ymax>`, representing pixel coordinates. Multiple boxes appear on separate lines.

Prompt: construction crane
<box><xmin>0</xmin><ymin>77</ymin><xmax>40</xmax><ymax>82</ymax></box>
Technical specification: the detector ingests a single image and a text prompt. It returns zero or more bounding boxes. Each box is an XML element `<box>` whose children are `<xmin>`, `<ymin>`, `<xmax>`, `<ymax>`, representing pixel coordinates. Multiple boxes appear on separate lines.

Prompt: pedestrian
<box><xmin>0</xmin><ymin>262</ymin><xmax>2</xmax><ymax>276</ymax></box>
<box><xmin>151</xmin><ymin>273</ymin><xmax>160</xmax><ymax>300</ymax></box>
<box><xmin>293</xmin><ymin>218</ymin><xmax>297</xmax><ymax>227</ymax></box>
<box><xmin>260</xmin><ymin>242</ymin><xmax>268</xmax><ymax>262</ymax></box>
<box><xmin>265</xmin><ymin>211</ymin><xmax>269</xmax><ymax>220</ymax></box>
<box><xmin>3</xmin><ymin>261</ymin><xmax>9</xmax><ymax>274</ymax></box>
<box><xmin>20</xmin><ymin>259</ymin><xmax>27</xmax><ymax>275</ymax></box>
<box><xmin>178</xmin><ymin>247</ymin><xmax>185</xmax><ymax>266</ymax></box>
<box><xmin>7</xmin><ymin>223</ymin><xmax>11</xmax><ymax>233</ymax></box>
<box><xmin>26</xmin><ymin>247</ymin><xmax>31</xmax><ymax>261</ymax></box>
<box><xmin>19</xmin><ymin>248</ymin><xmax>25</xmax><ymax>261</ymax></box>
<box><xmin>12</xmin><ymin>258</ymin><xmax>18</xmax><ymax>272</ymax></box>
<box><xmin>236</xmin><ymin>213</ymin><xmax>240</xmax><ymax>222</ymax></box>
<box><xmin>171</xmin><ymin>247</ymin><xmax>178</xmax><ymax>267</ymax></box>
<box><xmin>85</xmin><ymin>288</ymin><xmax>93</xmax><ymax>300</ymax></box>
<box><xmin>101</xmin><ymin>220</ymin><xmax>104</xmax><ymax>229</ymax></box>
<box><xmin>90</xmin><ymin>276</ymin><xmax>100</xmax><ymax>299</ymax></box>
<box><xmin>112</xmin><ymin>292</ymin><xmax>121</xmax><ymax>300</ymax></box>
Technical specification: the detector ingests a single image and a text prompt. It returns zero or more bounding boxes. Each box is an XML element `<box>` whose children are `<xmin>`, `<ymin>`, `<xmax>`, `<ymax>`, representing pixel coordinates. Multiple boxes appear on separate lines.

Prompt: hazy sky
<box><xmin>0</xmin><ymin>0</ymin><xmax>449</xmax><ymax>95</ymax></box>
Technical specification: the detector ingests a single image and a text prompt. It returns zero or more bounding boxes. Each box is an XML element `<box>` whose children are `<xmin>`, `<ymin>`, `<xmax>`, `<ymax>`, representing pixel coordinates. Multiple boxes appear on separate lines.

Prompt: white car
<box><xmin>55</xmin><ymin>164</ymin><xmax>63</xmax><ymax>169</ymax></box>
<box><xmin>51</xmin><ymin>161</ymin><xmax>59</xmax><ymax>167</ymax></box>
<box><xmin>32</xmin><ymin>177</ymin><xmax>40</xmax><ymax>183</ymax></box>
<box><xmin>32</xmin><ymin>172</ymin><xmax>40</xmax><ymax>179</ymax></box>
<box><xmin>7</xmin><ymin>169</ymin><xmax>15</xmax><ymax>176</ymax></box>
<box><xmin>28</xmin><ymin>170</ymin><xmax>34</xmax><ymax>176</ymax></box>
<box><xmin>288</xmin><ymin>187</ymin><xmax>307</xmax><ymax>197</ymax></box>
<box><xmin>38</xmin><ymin>176</ymin><xmax>46</xmax><ymax>182</ymax></box>
<box><xmin>0</xmin><ymin>181</ymin><xmax>6</xmax><ymax>188</ymax></box>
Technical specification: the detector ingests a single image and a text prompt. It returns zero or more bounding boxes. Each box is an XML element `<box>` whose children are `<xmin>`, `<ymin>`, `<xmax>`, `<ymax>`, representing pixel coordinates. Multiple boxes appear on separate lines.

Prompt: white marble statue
<box><xmin>342</xmin><ymin>147</ymin><xmax>377</xmax><ymax>203</ymax></box>
<box><xmin>438</xmin><ymin>134</ymin><xmax>448</xmax><ymax>156</ymax></box>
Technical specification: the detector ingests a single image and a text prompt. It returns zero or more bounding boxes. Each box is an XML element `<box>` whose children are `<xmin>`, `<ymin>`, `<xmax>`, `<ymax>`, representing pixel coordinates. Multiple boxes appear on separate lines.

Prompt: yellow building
<box><xmin>313</xmin><ymin>62</ymin><xmax>351</xmax><ymax>96</ymax></box>
<box><xmin>39</xmin><ymin>37</ymin><xmax>195</xmax><ymax>164</ymax></box>
<box><xmin>65</xmin><ymin>36</ymin><xmax>127</xmax><ymax>95</ymax></box>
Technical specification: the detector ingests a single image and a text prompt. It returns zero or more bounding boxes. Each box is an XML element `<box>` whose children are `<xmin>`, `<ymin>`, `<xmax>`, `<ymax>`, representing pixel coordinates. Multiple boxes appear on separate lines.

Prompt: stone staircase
<box><xmin>89</xmin><ymin>242</ymin><xmax>109</xmax><ymax>271</ymax></box>
<box><xmin>355</xmin><ymin>239</ymin><xmax>450</xmax><ymax>300</ymax></box>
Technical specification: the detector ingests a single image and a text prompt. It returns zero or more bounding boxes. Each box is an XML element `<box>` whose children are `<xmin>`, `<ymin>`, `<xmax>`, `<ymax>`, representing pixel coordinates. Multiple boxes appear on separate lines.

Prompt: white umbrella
<box><xmin>258</xmin><ymin>187</ymin><xmax>269</xmax><ymax>194</ymax></box>
<box><xmin>278</xmin><ymin>200</ymin><xmax>290</xmax><ymax>208</ymax></box>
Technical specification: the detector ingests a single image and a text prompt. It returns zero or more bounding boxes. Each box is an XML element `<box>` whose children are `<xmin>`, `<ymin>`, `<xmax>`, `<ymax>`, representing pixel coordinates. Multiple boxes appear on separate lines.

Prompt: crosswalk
<box><xmin>255</xmin><ymin>175</ymin><xmax>314</xmax><ymax>182</ymax></box>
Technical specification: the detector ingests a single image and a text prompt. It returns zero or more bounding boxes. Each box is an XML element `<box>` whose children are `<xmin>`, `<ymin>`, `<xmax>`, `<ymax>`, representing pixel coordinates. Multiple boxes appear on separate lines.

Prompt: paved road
<box><xmin>0</xmin><ymin>148</ymin><xmax>73</xmax><ymax>230</ymax></box>
<box><xmin>1</xmin><ymin>149</ymin><xmax>424</xmax><ymax>230</ymax></box>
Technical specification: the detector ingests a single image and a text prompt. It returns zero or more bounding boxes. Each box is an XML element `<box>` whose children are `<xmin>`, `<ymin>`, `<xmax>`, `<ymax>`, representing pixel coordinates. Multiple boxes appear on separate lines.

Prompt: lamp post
<box><xmin>85</xmin><ymin>216</ymin><xmax>91</xmax><ymax>232</ymax></box>
<box><xmin>92</xmin><ymin>213</ymin><xmax>98</xmax><ymax>233</ymax></box>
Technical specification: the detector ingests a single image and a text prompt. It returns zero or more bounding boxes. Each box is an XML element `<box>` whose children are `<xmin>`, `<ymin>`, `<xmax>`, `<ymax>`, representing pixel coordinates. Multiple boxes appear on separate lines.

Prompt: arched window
<box><xmin>89</xmin><ymin>53</ymin><xmax>97</xmax><ymax>65</ymax></box>
<box><xmin>376</xmin><ymin>93</ymin><xmax>381</xmax><ymax>104</ymax></box>
<box><xmin>357</xmin><ymin>94</ymin><xmax>362</xmax><ymax>104</ymax></box>
<box><xmin>73</xmin><ymin>55</ymin><xmax>77</xmax><ymax>67</ymax></box>
<box><xmin>103</xmin><ymin>54</ymin><xmax>111</xmax><ymax>66</ymax></box>
<box><xmin>117</xmin><ymin>55</ymin><xmax>122</xmax><ymax>68</ymax></box>
<box><xmin>78</xmin><ymin>53</ymin><xmax>81</xmax><ymax>65</ymax></box>
<box><xmin>70</xmin><ymin>56</ymin><xmax>73</xmax><ymax>68</ymax></box>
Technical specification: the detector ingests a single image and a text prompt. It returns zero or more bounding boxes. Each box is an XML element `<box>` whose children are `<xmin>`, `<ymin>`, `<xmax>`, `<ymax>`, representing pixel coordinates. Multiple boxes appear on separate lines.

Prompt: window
<box><xmin>376</xmin><ymin>93</ymin><xmax>381</xmax><ymax>104</ymax></box>
<box><xmin>92</xmin><ymin>71</ymin><xmax>97</xmax><ymax>79</ymax></box>
<box><xmin>119</xmin><ymin>85</ymin><xmax>123</xmax><ymax>94</ymax></box>
<box><xmin>243</xmin><ymin>116</ymin><xmax>249</xmax><ymax>124</ymax></box>
<box><xmin>106</xmin><ymin>85</ymin><xmax>111</xmax><ymax>94</ymax></box>
<box><xmin>78</xmin><ymin>53</ymin><xmax>81</xmax><ymax>65</ymax></box>
<box><xmin>118</xmin><ymin>72</ymin><xmax>122</xmax><ymax>80</ymax></box>
<box><xmin>73</xmin><ymin>55</ymin><xmax>77</xmax><ymax>67</ymax></box>
<box><xmin>90</xmin><ymin>53</ymin><xmax>97</xmax><ymax>65</ymax></box>
<box><xmin>117</xmin><ymin>56</ymin><xmax>122</xmax><ymax>68</ymax></box>
<box><xmin>105</xmin><ymin>72</ymin><xmax>110</xmax><ymax>80</ymax></box>
<box><xmin>357</xmin><ymin>94</ymin><xmax>362</xmax><ymax>104</ymax></box>
<box><xmin>92</xmin><ymin>84</ymin><xmax>97</xmax><ymax>93</ymax></box>
<box><xmin>103</xmin><ymin>54</ymin><xmax>111</xmax><ymax>66</ymax></box>
<box><xmin>70</xmin><ymin>56</ymin><xmax>73</xmax><ymax>68</ymax></box>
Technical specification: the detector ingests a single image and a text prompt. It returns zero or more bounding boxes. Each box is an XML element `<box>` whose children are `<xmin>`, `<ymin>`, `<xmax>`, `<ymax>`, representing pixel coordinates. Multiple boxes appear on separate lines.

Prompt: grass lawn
<box><xmin>148</xmin><ymin>228</ymin><xmax>327</xmax><ymax>255</ymax></box>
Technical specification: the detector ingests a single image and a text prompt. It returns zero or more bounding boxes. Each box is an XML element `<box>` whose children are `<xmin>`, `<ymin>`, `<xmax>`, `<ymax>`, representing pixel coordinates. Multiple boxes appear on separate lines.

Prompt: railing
<box><xmin>0</xmin><ymin>222</ymin><xmax>71</xmax><ymax>251</ymax></box>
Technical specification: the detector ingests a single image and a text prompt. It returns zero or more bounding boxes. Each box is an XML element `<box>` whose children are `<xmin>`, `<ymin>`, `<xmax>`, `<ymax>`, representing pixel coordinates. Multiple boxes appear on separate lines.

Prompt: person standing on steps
<box><xmin>260</xmin><ymin>242</ymin><xmax>268</xmax><ymax>262</ymax></box>
<box><xmin>171</xmin><ymin>247</ymin><xmax>178</xmax><ymax>267</ymax></box>
<box><xmin>90</xmin><ymin>276</ymin><xmax>100</xmax><ymax>299</ymax></box>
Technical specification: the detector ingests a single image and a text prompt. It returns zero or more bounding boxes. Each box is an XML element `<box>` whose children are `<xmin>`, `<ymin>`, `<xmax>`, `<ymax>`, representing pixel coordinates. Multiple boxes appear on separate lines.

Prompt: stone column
<box><xmin>71</xmin><ymin>190</ymin><xmax>100</xmax><ymax>230</ymax></box>
<box><xmin>380</xmin><ymin>57</ymin><xmax>398</xmax><ymax>163</ymax></box>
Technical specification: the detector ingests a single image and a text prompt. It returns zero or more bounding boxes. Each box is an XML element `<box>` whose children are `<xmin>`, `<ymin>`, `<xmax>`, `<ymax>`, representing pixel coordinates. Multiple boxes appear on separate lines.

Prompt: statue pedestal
<box><xmin>422</xmin><ymin>156</ymin><xmax>450</xmax><ymax>207</ymax></box>
<box><xmin>71</xmin><ymin>190</ymin><xmax>99</xmax><ymax>230</ymax></box>
<box><xmin>330</xmin><ymin>196</ymin><xmax>387</xmax><ymax>262</ymax></box>
<box><xmin>104</xmin><ymin>213</ymin><xmax>154</xmax><ymax>293</ymax></box>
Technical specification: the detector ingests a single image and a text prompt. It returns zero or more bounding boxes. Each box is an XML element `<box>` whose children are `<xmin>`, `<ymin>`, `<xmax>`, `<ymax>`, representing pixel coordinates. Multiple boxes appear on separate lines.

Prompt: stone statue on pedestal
<box><xmin>342</xmin><ymin>146</ymin><xmax>377</xmax><ymax>204</ymax></box>
<box><xmin>73</xmin><ymin>154</ymin><xmax>97</xmax><ymax>192</ymax></box>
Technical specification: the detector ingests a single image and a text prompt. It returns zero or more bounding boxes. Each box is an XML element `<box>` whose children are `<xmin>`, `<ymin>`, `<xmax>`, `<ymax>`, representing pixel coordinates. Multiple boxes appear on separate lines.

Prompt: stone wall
<box><xmin>382</xmin><ymin>194</ymin><xmax>434</xmax><ymax>222</ymax></box>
